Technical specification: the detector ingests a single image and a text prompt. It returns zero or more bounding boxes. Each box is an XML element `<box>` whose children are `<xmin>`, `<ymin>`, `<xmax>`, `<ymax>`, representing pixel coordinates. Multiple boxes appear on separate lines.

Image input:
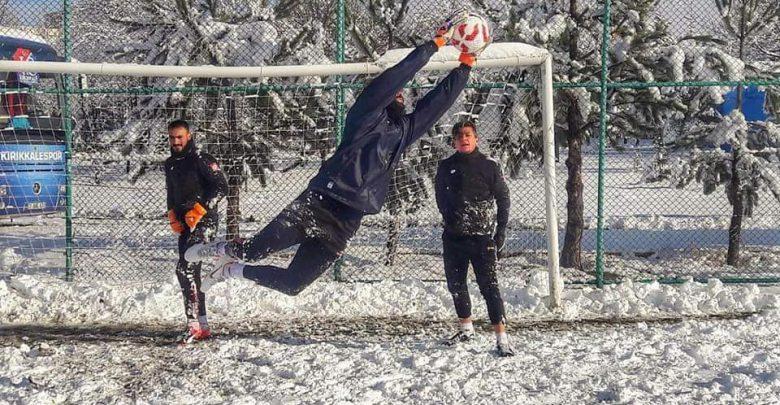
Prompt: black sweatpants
<box><xmin>176</xmin><ymin>217</ymin><xmax>217</xmax><ymax>323</ymax></box>
<box><xmin>442</xmin><ymin>232</ymin><xmax>507</xmax><ymax>325</ymax></box>
<box><xmin>236</xmin><ymin>189</ymin><xmax>363</xmax><ymax>296</ymax></box>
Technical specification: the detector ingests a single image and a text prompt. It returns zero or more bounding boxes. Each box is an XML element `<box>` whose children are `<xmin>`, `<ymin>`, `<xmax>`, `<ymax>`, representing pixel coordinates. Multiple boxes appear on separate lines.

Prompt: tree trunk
<box><xmin>727</xmin><ymin>149</ymin><xmax>742</xmax><ymax>266</ymax></box>
<box><xmin>225</xmin><ymin>94</ymin><xmax>240</xmax><ymax>240</ymax></box>
<box><xmin>726</xmin><ymin>2</ymin><xmax>747</xmax><ymax>266</ymax></box>
<box><xmin>560</xmin><ymin>99</ymin><xmax>584</xmax><ymax>270</ymax></box>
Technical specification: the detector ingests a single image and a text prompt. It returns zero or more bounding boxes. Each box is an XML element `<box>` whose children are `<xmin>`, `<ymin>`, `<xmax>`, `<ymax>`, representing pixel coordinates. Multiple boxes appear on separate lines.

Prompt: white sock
<box><xmin>227</xmin><ymin>263</ymin><xmax>245</xmax><ymax>278</ymax></box>
<box><xmin>496</xmin><ymin>331</ymin><xmax>509</xmax><ymax>345</ymax></box>
<box><xmin>460</xmin><ymin>321</ymin><xmax>474</xmax><ymax>335</ymax></box>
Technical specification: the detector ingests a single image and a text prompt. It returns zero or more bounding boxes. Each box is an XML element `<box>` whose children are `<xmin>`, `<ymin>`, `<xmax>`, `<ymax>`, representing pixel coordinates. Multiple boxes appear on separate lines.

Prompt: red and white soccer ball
<box><xmin>451</xmin><ymin>14</ymin><xmax>491</xmax><ymax>54</ymax></box>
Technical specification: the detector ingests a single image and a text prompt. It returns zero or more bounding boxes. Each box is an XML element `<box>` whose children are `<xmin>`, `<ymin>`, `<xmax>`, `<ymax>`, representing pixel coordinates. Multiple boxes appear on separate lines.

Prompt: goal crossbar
<box><xmin>0</xmin><ymin>42</ymin><xmax>562</xmax><ymax>308</ymax></box>
<box><xmin>0</xmin><ymin>43</ymin><xmax>549</xmax><ymax>78</ymax></box>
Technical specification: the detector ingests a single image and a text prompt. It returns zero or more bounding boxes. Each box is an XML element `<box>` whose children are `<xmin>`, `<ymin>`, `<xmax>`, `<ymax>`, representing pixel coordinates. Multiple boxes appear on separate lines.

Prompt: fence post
<box><xmin>595</xmin><ymin>0</ymin><xmax>612</xmax><ymax>288</ymax></box>
<box><xmin>62</xmin><ymin>0</ymin><xmax>75</xmax><ymax>281</ymax></box>
<box><xmin>333</xmin><ymin>0</ymin><xmax>346</xmax><ymax>282</ymax></box>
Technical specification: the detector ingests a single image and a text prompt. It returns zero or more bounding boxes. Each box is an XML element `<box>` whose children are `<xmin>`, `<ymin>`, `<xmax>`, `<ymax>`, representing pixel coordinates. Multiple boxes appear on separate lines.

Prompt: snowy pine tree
<box><xmin>672</xmin><ymin>112</ymin><xmax>780</xmax><ymax>265</ymax></box>
<box><xmin>663</xmin><ymin>0</ymin><xmax>780</xmax><ymax>265</ymax></box>
<box><xmin>493</xmin><ymin>0</ymin><xmax>690</xmax><ymax>270</ymax></box>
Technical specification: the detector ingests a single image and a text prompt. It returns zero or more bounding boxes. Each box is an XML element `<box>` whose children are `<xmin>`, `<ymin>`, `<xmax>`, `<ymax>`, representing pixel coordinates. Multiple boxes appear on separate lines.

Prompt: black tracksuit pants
<box><xmin>237</xmin><ymin>190</ymin><xmax>363</xmax><ymax>296</ymax></box>
<box><xmin>176</xmin><ymin>218</ymin><xmax>217</xmax><ymax>322</ymax></box>
<box><xmin>442</xmin><ymin>232</ymin><xmax>507</xmax><ymax>325</ymax></box>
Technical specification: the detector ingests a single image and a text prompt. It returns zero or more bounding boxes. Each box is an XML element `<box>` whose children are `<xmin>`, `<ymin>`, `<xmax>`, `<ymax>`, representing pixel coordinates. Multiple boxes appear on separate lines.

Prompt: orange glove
<box><xmin>168</xmin><ymin>210</ymin><xmax>184</xmax><ymax>234</ymax></box>
<box><xmin>459</xmin><ymin>53</ymin><xmax>476</xmax><ymax>67</ymax></box>
<box><xmin>184</xmin><ymin>202</ymin><xmax>207</xmax><ymax>231</ymax></box>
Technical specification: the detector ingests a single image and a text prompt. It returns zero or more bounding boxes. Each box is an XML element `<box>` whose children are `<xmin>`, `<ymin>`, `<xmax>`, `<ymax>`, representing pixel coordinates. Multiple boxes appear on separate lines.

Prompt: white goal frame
<box><xmin>0</xmin><ymin>42</ymin><xmax>562</xmax><ymax>308</ymax></box>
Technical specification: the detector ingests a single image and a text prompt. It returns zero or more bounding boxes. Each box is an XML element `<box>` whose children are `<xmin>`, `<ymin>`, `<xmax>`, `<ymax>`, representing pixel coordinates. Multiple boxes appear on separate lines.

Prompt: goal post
<box><xmin>0</xmin><ymin>43</ymin><xmax>562</xmax><ymax>308</ymax></box>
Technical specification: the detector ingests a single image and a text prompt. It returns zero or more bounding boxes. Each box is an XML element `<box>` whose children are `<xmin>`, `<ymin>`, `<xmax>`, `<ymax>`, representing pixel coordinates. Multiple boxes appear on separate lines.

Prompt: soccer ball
<box><xmin>450</xmin><ymin>14</ymin><xmax>491</xmax><ymax>55</ymax></box>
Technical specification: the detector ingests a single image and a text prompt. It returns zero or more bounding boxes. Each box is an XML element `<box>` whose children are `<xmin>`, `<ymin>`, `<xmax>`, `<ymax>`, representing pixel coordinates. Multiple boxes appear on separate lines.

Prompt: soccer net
<box><xmin>0</xmin><ymin>43</ymin><xmax>562</xmax><ymax>306</ymax></box>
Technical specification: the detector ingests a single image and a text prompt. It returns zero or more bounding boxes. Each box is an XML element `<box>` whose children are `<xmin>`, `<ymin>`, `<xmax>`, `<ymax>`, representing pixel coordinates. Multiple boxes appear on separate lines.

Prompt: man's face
<box><xmin>453</xmin><ymin>126</ymin><xmax>478</xmax><ymax>154</ymax></box>
<box><xmin>394</xmin><ymin>90</ymin><xmax>405</xmax><ymax>106</ymax></box>
<box><xmin>168</xmin><ymin>126</ymin><xmax>191</xmax><ymax>153</ymax></box>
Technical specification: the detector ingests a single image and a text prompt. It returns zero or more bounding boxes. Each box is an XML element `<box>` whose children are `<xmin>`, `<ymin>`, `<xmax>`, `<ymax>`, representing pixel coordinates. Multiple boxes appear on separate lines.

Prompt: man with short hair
<box><xmin>165</xmin><ymin>119</ymin><xmax>228</xmax><ymax>343</ymax></box>
<box><xmin>435</xmin><ymin>120</ymin><xmax>514</xmax><ymax>356</ymax></box>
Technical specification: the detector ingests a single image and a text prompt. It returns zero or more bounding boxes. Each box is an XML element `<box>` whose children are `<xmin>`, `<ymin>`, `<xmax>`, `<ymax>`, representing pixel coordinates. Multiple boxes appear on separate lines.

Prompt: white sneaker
<box><xmin>201</xmin><ymin>255</ymin><xmax>237</xmax><ymax>292</ymax></box>
<box><xmin>185</xmin><ymin>240</ymin><xmax>227</xmax><ymax>263</ymax></box>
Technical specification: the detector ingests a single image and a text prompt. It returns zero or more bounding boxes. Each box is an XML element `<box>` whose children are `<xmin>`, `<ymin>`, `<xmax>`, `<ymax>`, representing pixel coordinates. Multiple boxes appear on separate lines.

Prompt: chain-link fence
<box><xmin>1</xmin><ymin>0</ymin><xmax>778</xmax><ymax>285</ymax></box>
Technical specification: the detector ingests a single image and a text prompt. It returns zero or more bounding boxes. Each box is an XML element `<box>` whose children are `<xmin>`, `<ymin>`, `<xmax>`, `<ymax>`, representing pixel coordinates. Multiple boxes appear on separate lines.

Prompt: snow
<box><xmin>0</xmin><ymin>273</ymin><xmax>779</xmax><ymax>403</ymax></box>
<box><xmin>377</xmin><ymin>43</ymin><xmax>549</xmax><ymax>69</ymax></box>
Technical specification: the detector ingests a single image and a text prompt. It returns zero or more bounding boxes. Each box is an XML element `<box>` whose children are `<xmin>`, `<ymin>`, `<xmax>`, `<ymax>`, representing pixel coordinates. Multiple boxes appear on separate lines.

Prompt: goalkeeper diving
<box><xmin>186</xmin><ymin>12</ymin><xmax>489</xmax><ymax>295</ymax></box>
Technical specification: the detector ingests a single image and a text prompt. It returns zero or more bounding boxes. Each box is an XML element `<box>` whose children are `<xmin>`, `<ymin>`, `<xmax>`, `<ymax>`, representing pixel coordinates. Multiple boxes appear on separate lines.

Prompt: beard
<box><xmin>386</xmin><ymin>100</ymin><xmax>405</xmax><ymax>121</ymax></box>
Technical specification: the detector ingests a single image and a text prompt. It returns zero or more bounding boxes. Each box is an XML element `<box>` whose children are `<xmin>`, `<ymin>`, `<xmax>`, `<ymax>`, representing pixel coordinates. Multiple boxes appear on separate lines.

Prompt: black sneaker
<box><xmin>496</xmin><ymin>341</ymin><xmax>516</xmax><ymax>357</ymax></box>
<box><xmin>443</xmin><ymin>330</ymin><xmax>473</xmax><ymax>346</ymax></box>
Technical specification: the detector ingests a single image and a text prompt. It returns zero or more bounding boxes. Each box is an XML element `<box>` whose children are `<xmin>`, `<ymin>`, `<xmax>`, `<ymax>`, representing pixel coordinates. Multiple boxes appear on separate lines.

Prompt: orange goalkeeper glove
<box><xmin>458</xmin><ymin>53</ymin><xmax>477</xmax><ymax>67</ymax></box>
<box><xmin>168</xmin><ymin>210</ymin><xmax>184</xmax><ymax>234</ymax></box>
<box><xmin>184</xmin><ymin>202</ymin><xmax>207</xmax><ymax>231</ymax></box>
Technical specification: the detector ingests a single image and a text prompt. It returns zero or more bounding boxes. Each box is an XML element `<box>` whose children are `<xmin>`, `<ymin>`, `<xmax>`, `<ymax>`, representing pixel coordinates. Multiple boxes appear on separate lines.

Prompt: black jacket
<box><xmin>165</xmin><ymin>140</ymin><xmax>228</xmax><ymax>222</ymax></box>
<box><xmin>435</xmin><ymin>149</ymin><xmax>510</xmax><ymax>236</ymax></box>
<box><xmin>309</xmin><ymin>41</ymin><xmax>471</xmax><ymax>214</ymax></box>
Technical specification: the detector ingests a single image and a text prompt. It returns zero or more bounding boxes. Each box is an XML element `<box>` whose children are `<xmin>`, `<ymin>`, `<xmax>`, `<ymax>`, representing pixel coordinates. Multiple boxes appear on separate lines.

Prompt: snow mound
<box><xmin>0</xmin><ymin>273</ymin><xmax>776</xmax><ymax>325</ymax></box>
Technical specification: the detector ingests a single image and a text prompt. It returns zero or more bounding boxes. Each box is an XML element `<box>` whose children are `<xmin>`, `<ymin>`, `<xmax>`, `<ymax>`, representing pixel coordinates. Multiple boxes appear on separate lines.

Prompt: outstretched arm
<box><xmin>347</xmin><ymin>41</ymin><xmax>440</xmax><ymax>122</ymax></box>
<box><xmin>404</xmin><ymin>64</ymin><xmax>471</xmax><ymax>147</ymax></box>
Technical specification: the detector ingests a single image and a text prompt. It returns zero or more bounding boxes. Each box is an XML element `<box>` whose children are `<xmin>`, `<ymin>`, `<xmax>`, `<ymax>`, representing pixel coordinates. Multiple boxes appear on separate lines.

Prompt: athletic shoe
<box><xmin>185</xmin><ymin>239</ymin><xmax>228</xmax><ymax>263</ymax></box>
<box><xmin>443</xmin><ymin>330</ymin><xmax>473</xmax><ymax>346</ymax></box>
<box><xmin>200</xmin><ymin>255</ymin><xmax>238</xmax><ymax>292</ymax></box>
<box><xmin>179</xmin><ymin>324</ymin><xmax>212</xmax><ymax>345</ymax></box>
<box><xmin>496</xmin><ymin>341</ymin><xmax>516</xmax><ymax>357</ymax></box>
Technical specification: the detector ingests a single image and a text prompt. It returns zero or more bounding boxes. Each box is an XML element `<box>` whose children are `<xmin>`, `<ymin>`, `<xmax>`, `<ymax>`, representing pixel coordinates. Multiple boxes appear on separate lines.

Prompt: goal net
<box><xmin>0</xmin><ymin>43</ymin><xmax>562</xmax><ymax>306</ymax></box>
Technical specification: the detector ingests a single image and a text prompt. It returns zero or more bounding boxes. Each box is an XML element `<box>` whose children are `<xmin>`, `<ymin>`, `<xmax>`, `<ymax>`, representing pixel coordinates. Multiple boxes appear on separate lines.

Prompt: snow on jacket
<box><xmin>435</xmin><ymin>148</ymin><xmax>510</xmax><ymax>236</ymax></box>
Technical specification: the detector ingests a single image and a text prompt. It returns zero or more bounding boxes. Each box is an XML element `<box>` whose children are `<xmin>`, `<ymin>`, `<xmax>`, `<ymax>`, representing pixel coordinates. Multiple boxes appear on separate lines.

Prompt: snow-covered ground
<box><xmin>1</xmin><ymin>272</ymin><xmax>779</xmax><ymax>403</ymax></box>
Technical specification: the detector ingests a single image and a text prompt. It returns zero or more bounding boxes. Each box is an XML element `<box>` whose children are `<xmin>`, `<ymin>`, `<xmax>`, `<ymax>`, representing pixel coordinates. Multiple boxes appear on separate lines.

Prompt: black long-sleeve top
<box><xmin>435</xmin><ymin>148</ymin><xmax>510</xmax><ymax>236</ymax></box>
<box><xmin>165</xmin><ymin>139</ymin><xmax>228</xmax><ymax>221</ymax></box>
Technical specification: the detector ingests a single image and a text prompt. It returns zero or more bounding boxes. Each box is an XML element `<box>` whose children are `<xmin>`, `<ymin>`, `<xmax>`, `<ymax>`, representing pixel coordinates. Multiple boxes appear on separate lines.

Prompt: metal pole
<box><xmin>541</xmin><ymin>56</ymin><xmax>562</xmax><ymax>308</ymax></box>
<box><xmin>595</xmin><ymin>0</ymin><xmax>612</xmax><ymax>288</ymax></box>
<box><xmin>62</xmin><ymin>0</ymin><xmax>75</xmax><ymax>281</ymax></box>
<box><xmin>333</xmin><ymin>0</ymin><xmax>347</xmax><ymax>282</ymax></box>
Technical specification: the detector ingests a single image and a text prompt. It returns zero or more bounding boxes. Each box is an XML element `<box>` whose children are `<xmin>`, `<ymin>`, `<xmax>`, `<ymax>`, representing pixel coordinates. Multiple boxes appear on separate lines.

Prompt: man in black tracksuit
<box><xmin>165</xmin><ymin>119</ymin><xmax>228</xmax><ymax>342</ymax></box>
<box><xmin>435</xmin><ymin>121</ymin><xmax>514</xmax><ymax>356</ymax></box>
<box><xmin>187</xmin><ymin>23</ymin><xmax>477</xmax><ymax>296</ymax></box>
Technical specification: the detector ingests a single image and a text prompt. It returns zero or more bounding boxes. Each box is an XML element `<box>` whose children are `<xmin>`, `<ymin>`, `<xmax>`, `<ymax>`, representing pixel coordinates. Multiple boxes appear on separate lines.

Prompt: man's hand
<box><xmin>168</xmin><ymin>210</ymin><xmax>184</xmax><ymax>234</ymax></box>
<box><xmin>184</xmin><ymin>202</ymin><xmax>207</xmax><ymax>231</ymax></box>
<box><xmin>493</xmin><ymin>228</ymin><xmax>506</xmax><ymax>259</ymax></box>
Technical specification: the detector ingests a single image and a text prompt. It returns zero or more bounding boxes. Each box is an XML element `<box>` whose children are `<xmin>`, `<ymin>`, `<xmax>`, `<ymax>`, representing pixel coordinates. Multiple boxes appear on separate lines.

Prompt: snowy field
<box><xmin>1</xmin><ymin>271</ymin><xmax>779</xmax><ymax>403</ymax></box>
<box><xmin>1</xmin><ymin>143</ymin><xmax>778</xmax><ymax>403</ymax></box>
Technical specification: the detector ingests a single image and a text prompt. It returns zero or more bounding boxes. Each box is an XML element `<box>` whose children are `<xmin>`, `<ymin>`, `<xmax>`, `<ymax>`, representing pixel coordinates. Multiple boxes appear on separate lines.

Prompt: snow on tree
<box><xmin>70</xmin><ymin>0</ymin><xmax>335</xmax><ymax>237</ymax></box>
<box><xmin>489</xmin><ymin>0</ymin><xmax>697</xmax><ymax>270</ymax></box>
<box><xmin>672</xmin><ymin>111</ymin><xmax>780</xmax><ymax>249</ymax></box>
<box><xmin>657</xmin><ymin>0</ymin><xmax>780</xmax><ymax>266</ymax></box>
